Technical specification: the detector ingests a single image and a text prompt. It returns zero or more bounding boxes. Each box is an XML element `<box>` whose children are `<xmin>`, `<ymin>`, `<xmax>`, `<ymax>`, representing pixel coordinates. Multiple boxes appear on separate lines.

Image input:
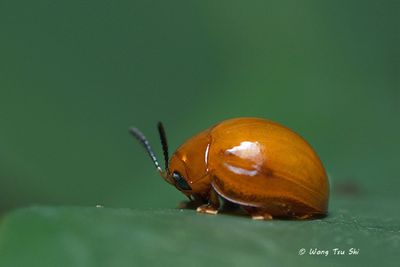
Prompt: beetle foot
<box><xmin>178</xmin><ymin>200</ymin><xmax>204</xmax><ymax>210</ymax></box>
<box><xmin>251</xmin><ymin>213</ymin><xmax>273</xmax><ymax>220</ymax></box>
<box><xmin>196</xmin><ymin>205</ymin><xmax>218</xmax><ymax>215</ymax></box>
<box><xmin>295</xmin><ymin>214</ymin><xmax>313</xmax><ymax>220</ymax></box>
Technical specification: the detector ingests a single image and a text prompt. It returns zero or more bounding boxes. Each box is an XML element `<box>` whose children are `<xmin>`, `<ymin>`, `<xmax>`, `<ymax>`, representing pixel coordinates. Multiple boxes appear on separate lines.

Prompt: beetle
<box><xmin>130</xmin><ymin>117</ymin><xmax>329</xmax><ymax>220</ymax></box>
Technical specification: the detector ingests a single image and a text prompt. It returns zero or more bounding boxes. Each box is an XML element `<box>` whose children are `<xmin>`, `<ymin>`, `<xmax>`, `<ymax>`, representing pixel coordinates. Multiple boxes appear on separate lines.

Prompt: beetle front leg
<box><xmin>196</xmin><ymin>187</ymin><xmax>220</xmax><ymax>215</ymax></box>
<box><xmin>178</xmin><ymin>199</ymin><xmax>204</xmax><ymax>210</ymax></box>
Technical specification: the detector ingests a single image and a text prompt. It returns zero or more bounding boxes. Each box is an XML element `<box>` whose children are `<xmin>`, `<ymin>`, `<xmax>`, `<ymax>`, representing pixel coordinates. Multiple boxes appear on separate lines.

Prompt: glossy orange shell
<box><xmin>170</xmin><ymin>117</ymin><xmax>329</xmax><ymax>218</ymax></box>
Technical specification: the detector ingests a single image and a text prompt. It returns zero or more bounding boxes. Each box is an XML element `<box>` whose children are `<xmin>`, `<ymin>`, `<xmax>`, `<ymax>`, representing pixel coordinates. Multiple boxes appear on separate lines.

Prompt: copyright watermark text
<box><xmin>298</xmin><ymin>248</ymin><xmax>360</xmax><ymax>256</ymax></box>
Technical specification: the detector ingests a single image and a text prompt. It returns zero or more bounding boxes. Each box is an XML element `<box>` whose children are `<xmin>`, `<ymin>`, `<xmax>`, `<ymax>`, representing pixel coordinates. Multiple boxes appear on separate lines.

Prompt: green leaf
<box><xmin>0</xmin><ymin>196</ymin><xmax>399</xmax><ymax>267</ymax></box>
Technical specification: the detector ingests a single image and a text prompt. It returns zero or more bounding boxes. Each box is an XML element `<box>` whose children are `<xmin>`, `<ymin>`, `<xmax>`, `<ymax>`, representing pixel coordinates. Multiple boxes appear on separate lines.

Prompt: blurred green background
<box><xmin>0</xmin><ymin>0</ymin><xmax>399</xmax><ymax>209</ymax></box>
<box><xmin>1</xmin><ymin>0</ymin><xmax>398</xmax><ymax>212</ymax></box>
<box><xmin>0</xmin><ymin>0</ymin><xmax>399</xmax><ymax>211</ymax></box>
<box><xmin>0</xmin><ymin>0</ymin><xmax>399</xmax><ymax>266</ymax></box>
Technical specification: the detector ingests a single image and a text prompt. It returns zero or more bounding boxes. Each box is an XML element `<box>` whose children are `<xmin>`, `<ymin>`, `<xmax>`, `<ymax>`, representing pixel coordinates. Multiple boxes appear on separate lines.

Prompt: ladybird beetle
<box><xmin>130</xmin><ymin>117</ymin><xmax>329</xmax><ymax>220</ymax></box>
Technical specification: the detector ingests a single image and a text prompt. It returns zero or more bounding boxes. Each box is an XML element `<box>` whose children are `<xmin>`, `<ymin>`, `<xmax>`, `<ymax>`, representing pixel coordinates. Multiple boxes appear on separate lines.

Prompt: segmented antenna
<box><xmin>157</xmin><ymin>122</ymin><xmax>169</xmax><ymax>174</ymax></box>
<box><xmin>129</xmin><ymin>127</ymin><xmax>162</xmax><ymax>173</ymax></box>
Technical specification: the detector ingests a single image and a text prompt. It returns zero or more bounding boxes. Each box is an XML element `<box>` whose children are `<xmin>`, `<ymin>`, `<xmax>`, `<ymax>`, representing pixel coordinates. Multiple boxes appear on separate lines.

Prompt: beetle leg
<box><xmin>244</xmin><ymin>207</ymin><xmax>274</xmax><ymax>220</ymax></box>
<box><xmin>295</xmin><ymin>214</ymin><xmax>313</xmax><ymax>220</ymax></box>
<box><xmin>178</xmin><ymin>199</ymin><xmax>204</xmax><ymax>210</ymax></box>
<box><xmin>251</xmin><ymin>213</ymin><xmax>273</xmax><ymax>220</ymax></box>
<box><xmin>196</xmin><ymin>188</ymin><xmax>220</xmax><ymax>215</ymax></box>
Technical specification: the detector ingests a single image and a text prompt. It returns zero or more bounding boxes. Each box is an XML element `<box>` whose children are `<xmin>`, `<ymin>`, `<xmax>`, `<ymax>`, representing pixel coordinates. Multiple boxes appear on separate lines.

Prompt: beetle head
<box><xmin>167</xmin><ymin>151</ymin><xmax>212</xmax><ymax>201</ymax></box>
<box><xmin>167</xmin><ymin>128</ymin><xmax>213</xmax><ymax>199</ymax></box>
<box><xmin>130</xmin><ymin>122</ymin><xmax>210</xmax><ymax>200</ymax></box>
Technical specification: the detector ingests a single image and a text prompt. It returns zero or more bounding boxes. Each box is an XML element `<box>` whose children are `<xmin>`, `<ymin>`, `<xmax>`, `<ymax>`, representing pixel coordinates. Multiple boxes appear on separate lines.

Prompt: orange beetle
<box><xmin>130</xmin><ymin>117</ymin><xmax>329</xmax><ymax>220</ymax></box>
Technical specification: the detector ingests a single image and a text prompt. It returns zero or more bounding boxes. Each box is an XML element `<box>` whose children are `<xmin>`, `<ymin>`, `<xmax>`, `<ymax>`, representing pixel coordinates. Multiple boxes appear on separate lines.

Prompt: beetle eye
<box><xmin>172</xmin><ymin>172</ymin><xmax>192</xmax><ymax>190</ymax></box>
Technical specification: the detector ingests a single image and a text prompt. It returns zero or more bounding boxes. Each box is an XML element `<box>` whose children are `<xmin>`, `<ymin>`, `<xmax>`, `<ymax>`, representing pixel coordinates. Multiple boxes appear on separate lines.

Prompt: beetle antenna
<box><xmin>129</xmin><ymin>127</ymin><xmax>163</xmax><ymax>174</ymax></box>
<box><xmin>157</xmin><ymin>122</ymin><xmax>169</xmax><ymax>175</ymax></box>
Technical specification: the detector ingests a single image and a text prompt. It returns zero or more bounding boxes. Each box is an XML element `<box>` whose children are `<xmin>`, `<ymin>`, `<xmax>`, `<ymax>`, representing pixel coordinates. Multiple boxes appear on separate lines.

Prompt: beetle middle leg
<box><xmin>178</xmin><ymin>195</ymin><xmax>206</xmax><ymax>210</ymax></box>
<box><xmin>196</xmin><ymin>187</ymin><xmax>220</xmax><ymax>215</ymax></box>
<box><xmin>244</xmin><ymin>207</ymin><xmax>274</xmax><ymax>220</ymax></box>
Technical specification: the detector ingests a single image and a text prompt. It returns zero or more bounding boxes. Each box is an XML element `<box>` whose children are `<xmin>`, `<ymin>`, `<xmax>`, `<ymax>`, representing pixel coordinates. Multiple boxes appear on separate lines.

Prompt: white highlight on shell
<box><xmin>204</xmin><ymin>143</ymin><xmax>210</xmax><ymax>165</ymax></box>
<box><xmin>225</xmin><ymin>141</ymin><xmax>264</xmax><ymax>175</ymax></box>
<box><xmin>224</xmin><ymin>164</ymin><xmax>259</xmax><ymax>176</ymax></box>
<box><xmin>226</xmin><ymin>141</ymin><xmax>263</xmax><ymax>164</ymax></box>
